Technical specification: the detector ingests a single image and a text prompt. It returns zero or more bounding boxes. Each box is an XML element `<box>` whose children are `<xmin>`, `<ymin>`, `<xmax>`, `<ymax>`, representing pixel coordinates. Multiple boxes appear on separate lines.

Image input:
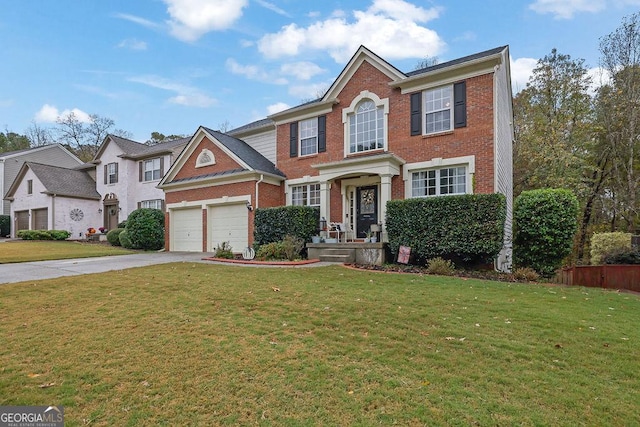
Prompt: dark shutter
<box><xmin>160</xmin><ymin>157</ymin><xmax>165</xmax><ymax>176</ymax></box>
<box><xmin>454</xmin><ymin>81</ymin><xmax>467</xmax><ymax>128</ymax></box>
<box><xmin>139</xmin><ymin>162</ymin><xmax>143</xmax><ymax>182</ymax></box>
<box><xmin>137</xmin><ymin>201</ymin><xmax>141</xmax><ymax>209</ymax></box>
<box><xmin>289</xmin><ymin>122</ymin><xmax>298</xmax><ymax>157</ymax></box>
<box><xmin>104</xmin><ymin>165</ymin><xmax>107</xmax><ymax>184</ymax></box>
<box><xmin>410</xmin><ymin>92</ymin><xmax>422</xmax><ymax>136</ymax></box>
<box><xmin>317</xmin><ymin>115</ymin><xmax>326</xmax><ymax>153</ymax></box>
<box><xmin>114</xmin><ymin>163</ymin><xmax>118</xmax><ymax>183</ymax></box>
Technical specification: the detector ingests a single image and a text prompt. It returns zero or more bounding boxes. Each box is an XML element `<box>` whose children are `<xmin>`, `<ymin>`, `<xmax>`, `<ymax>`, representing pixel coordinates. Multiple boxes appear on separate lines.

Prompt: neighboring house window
<box><xmin>105</xmin><ymin>162</ymin><xmax>118</xmax><ymax>184</ymax></box>
<box><xmin>290</xmin><ymin>116</ymin><xmax>326</xmax><ymax>157</ymax></box>
<box><xmin>349</xmin><ymin>100</ymin><xmax>384</xmax><ymax>154</ymax></box>
<box><xmin>411</xmin><ymin>166</ymin><xmax>467</xmax><ymax>197</ymax></box>
<box><xmin>291</xmin><ymin>184</ymin><xmax>320</xmax><ymax>207</ymax></box>
<box><xmin>142</xmin><ymin>158</ymin><xmax>162</xmax><ymax>182</ymax></box>
<box><xmin>410</xmin><ymin>81</ymin><xmax>467</xmax><ymax>136</ymax></box>
<box><xmin>140</xmin><ymin>199</ymin><xmax>164</xmax><ymax>210</ymax></box>
<box><xmin>27</xmin><ymin>179</ymin><xmax>33</xmax><ymax>195</ymax></box>
<box><xmin>299</xmin><ymin>118</ymin><xmax>318</xmax><ymax>156</ymax></box>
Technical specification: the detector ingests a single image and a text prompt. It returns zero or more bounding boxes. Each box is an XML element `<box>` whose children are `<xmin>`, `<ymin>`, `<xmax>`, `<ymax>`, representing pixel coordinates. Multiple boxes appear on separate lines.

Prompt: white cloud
<box><xmin>529</xmin><ymin>0</ymin><xmax>605</xmax><ymax>19</ymax></box>
<box><xmin>225</xmin><ymin>58</ymin><xmax>288</xmax><ymax>84</ymax></box>
<box><xmin>163</xmin><ymin>0</ymin><xmax>248</xmax><ymax>42</ymax></box>
<box><xmin>128</xmin><ymin>75</ymin><xmax>216</xmax><ymax>107</ymax></box>
<box><xmin>288</xmin><ymin>81</ymin><xmax>333</xmax><ymax>100</ymax></box>
<box><xmin>254</xmin><ymin>0</ymin><xmax>291</xmax><ymax>17</ymax></box>
<box><xmin>267</xmin><ymin>102</ymin><xmax>291</xmax><ymax>115</ymax></box>
<box><xmin>117</xmin><ymin>38</ymin><xmax>148</xmax><ymax>50</ymax></box>
<box><xmin>257</xmin><ymin>0</ymin><xmax>445</xmax><ymax>63</ymax></box>
<box><xmin>113</xmin><ymin>13</ymin><xmax>161</xmax><ymax>29</ymax></box>
<box><xmin>280</xmin><ymin>62</ymin><xmax>326</xmax><ymax>81</ymax></box>
<box><xmin>34</xmin><ymin>104</ymin><xmax>92</xmax><ymax>123</ymax></box>
<box><xmin>510</xmin><ymin>57</ymin><xmax>539</xmax><ymax>93</ymax></box>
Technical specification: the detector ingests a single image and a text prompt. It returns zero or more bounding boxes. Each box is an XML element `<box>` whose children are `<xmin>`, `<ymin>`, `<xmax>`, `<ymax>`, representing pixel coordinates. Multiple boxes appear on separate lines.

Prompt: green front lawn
<box><xmin>0</xmin><ymin>240</ymin><xmax>134</xmax><ymax>263</ymax></box>
<box><xmin>1</xmin><ymin>264</ymin><xmax>638</xmax><ymax>426</ymax></box>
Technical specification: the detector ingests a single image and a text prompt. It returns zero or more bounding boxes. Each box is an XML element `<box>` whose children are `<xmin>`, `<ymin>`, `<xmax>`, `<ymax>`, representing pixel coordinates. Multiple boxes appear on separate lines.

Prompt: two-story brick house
<box><xmin>159</xmin><ymin>45</ymin><xmax>514</xmax><ymax>269</ymax></box>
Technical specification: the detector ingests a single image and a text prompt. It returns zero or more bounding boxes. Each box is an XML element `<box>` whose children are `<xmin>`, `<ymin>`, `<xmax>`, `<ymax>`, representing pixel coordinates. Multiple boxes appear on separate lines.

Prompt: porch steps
<box><xmin>317</xmin><ymin>247</ymin><xmax>356</xmax><ymax>264</ymax></box>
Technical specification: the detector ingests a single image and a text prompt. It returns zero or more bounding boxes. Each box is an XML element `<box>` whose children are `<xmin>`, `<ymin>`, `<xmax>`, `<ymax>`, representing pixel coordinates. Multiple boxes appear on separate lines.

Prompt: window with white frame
<box><xmin>425</xmin><ymin>85</ymin><xmax>452</xmax><ymax>134</ymax></box>
<box><xmin>291</xmin><ymin>184</ymin><xmax>320</xmax><ymax>207</ymax></box>
<box><xmin>107</xmin><ymin>162</ymin><xmax>118</xmax><ymax>184</ymax></box>
<box><xmin>143</xmin><ymin>158</ymin><xmax>161</xmax><ymax>181</ymax></box>
<box><xmin>140</xmin><ymin>199</ymin><xmax>163</xmax><ymax>209</ymax></box>
<box><xmin>412</xmin><ymin>166</ymin><xmax>467</xmax><ymax>197</ymax></box>
<box><xmin>349</xmin><ymin>99</ymin><xmax>384</xmax><ymax>154</ymax></box>
<box><xmin>299</xmin><ymin>118</ymin><xmax>318</xmax><ymax>156</ymax></box>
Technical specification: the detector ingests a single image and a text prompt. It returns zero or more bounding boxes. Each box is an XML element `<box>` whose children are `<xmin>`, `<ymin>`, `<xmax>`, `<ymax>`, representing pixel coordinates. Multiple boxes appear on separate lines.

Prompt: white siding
<box><xmin>241</xmin><ymin>129</ymin><xmax>276</xmax><ymax>164</ymax></box>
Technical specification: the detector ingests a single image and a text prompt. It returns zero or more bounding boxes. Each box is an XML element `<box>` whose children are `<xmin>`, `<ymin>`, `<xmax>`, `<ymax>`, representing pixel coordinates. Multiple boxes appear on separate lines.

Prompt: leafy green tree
<box><xmin>0</xmin><ymin>129</ymin><xmax>30</xmax><ymax>153</ymax></box>
<box><xmin>145</xmin><ymin>131</ymin><xmax>188</xmax><ymax>146</ymax></box>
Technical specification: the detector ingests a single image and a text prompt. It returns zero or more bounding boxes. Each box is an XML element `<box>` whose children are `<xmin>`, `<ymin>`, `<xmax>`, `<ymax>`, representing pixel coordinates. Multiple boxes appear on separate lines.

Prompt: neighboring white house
<box><xmin>1</xmin><ymin>144</ymin><xmax>82</xmax><ymax>217</ymax></box>
<box><xmin>5</xmin><ymin>162</ymin><xmax>101</xmax><ymax>239</ymax></box>
<box><xmin>92</xmin><ymin>135</ymin><xmax>189</xmax><ymax>231</ymax></box>
<box><xmin>4</xmin><ymin>135</ymin><xmax>189</xmax><ymax>238</ymax></box>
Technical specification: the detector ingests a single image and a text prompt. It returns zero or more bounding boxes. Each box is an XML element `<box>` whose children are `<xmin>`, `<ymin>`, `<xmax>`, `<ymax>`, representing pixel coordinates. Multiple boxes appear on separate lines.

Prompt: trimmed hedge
<box><xmin>125</xmin><ymin>208</ymin><xmax>165</xmax><ymax>250</ymax></box>
<box><xmin>17</xmin><ymin>229</ymin><xmax>71</xmax><ymax>240</ymax></box>
<box><xmin>385</xmin><ymin>194</ymin><xmax>506</xmax><ymax>266</ymax></box>
<box><xmin>0</xmin><ymin>215</ymin><xmax>9</xmax><ymax>237</ymax></box>
<box><xmin>254</xmin><ymin>206</ymin><xmax>319</xmax><ymax>246</ymax></box>
<box><xmin>514</xmin><ymin>188</ymin><xmax>578</xmax><ymax>277</ymax></box>
<box><xmin>119</xmin><ymin>229</ymin><xmax>133</xmax><ymax>249</ymax></box>
<box><xmin>106</xmin><ymin>228</ymin><xmax>125</xmax><ymax>246</ymax></box>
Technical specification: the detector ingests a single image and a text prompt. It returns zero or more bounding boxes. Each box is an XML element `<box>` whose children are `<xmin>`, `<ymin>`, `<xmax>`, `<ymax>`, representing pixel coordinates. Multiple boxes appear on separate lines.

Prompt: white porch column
<box><xmin>380</xmin><ymin>174</ymin><xmax>392</xmax><ymax>241</ymax></box>
<box><xmin>320</xmin><ymin>180</ymin><xmax>331</xmax><ymax>226</ymax></box>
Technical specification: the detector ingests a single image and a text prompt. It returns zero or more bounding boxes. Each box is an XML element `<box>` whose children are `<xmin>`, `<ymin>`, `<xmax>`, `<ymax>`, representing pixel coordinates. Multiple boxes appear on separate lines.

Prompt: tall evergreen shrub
<box><xmin>513</xmin><ymin>188</ymin><xmax>578</xmax><ymax>276</ymax></box>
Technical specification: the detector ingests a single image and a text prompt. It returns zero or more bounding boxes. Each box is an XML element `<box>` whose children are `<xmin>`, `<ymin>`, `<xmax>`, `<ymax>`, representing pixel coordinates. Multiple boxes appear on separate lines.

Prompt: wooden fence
<box><xmin>559</xmin><ymin>265</ymin><xmax>640</xmax><ymax>293</ymax></box>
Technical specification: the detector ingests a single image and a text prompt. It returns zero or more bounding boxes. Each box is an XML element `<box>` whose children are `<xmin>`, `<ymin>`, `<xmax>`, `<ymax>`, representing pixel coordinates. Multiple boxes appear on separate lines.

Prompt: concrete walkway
<box><xmin>0</xmin><ymin>251</ymin><xmax>332</xmax><ymax>285</ymax></box>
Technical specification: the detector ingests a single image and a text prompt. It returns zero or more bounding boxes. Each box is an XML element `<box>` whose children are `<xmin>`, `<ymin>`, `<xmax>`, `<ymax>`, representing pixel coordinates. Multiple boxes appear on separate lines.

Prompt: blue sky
<box><xmin>1</xmin><ymin>0</ymin><xmax>639</xmax><ymax>142</ymax></box>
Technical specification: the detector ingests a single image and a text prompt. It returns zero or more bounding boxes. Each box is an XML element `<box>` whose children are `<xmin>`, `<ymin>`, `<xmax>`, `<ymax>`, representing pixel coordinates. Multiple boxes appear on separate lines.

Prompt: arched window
<box><xmin>343</xmin><ymin>91</ymin><xmax>388</xmax><ymax>155</ymax></box>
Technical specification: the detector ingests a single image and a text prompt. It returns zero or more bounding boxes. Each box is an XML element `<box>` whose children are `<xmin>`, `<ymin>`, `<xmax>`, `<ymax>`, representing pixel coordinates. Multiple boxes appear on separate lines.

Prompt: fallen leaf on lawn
<box><xmin>348</xmin><ymin>390</ymin><xmax>354</xmax><ymax>395</ymax></box>
<box><xmin>39</xmin><ymin>382</ymin><xmax>55</xmax><ymax>388</ymax></box>
<box><xmin>555</xmin><ymin>343</ymin><xmax>563</xmax><ymax>348</ymax></box>
<box><xmin>445</xmin><ymin>337</ymin><xmax>455</xmax><ymax>340</ymax></box>
<box><xmin>459</xmin><ymin>337</ymin><xmax>466</xmax><ymax>342</ymax></box>
<box><xmin>272</xmin><ymin>287</ymin><xmax>280</xmax><ymax>292</ymax></box>
<box><xmin>27</xmin><ymin>373</ymin><xmax>42</xmax><ymax>378</ymax></box>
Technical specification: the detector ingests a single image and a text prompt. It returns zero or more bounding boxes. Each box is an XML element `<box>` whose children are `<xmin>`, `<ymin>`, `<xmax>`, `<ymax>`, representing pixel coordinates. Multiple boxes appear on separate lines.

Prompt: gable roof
<box><xmin>93</xmin><ymin>134</ymin><xmax>190</xmax><ymax>162</ymax></box>
<box><xmin>5</xmin><ymin>162</ymin><xmax>100</xmax><ymax>200</ymax></box>
<box><xmin>405</xmin><ymin>45</ymin><xmax>508</xmax><ymax>77</ymax></box>
<box><xmin>159</xmin><ymin>126</ymin><xmax>285</xmax><ymax>188</ymax></box>
<box><xmin>0</xmin><ymin>143</ymin><xmax>81</xmax><ymax>162</ymax></box>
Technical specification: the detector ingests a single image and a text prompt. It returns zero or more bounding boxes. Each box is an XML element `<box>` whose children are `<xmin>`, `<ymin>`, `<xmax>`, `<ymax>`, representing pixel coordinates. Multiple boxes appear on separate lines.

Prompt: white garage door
<box><xmin>171</xmin><ymin>208</ymin><xmax>203</xmax><ymax>252</ymax></box>
<box><xmin>209</xmin><ymin>204</ymin><xmax>248</xmax><ymax>253</ymax></box>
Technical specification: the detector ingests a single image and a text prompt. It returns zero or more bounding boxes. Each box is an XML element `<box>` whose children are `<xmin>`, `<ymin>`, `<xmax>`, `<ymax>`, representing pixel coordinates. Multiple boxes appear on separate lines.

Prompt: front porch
<box><xmin>307</xmin><ymin>242</ymin><xmax>388</xmax><ymax>265</ymax></box>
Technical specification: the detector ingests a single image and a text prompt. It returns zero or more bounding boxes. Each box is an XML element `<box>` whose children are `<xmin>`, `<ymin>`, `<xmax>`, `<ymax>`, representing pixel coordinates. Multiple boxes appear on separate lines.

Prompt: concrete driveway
<box><xmin>0</xmin><ymin>252</ymin><xmax>216</xmax><ymax>284</ymax></box>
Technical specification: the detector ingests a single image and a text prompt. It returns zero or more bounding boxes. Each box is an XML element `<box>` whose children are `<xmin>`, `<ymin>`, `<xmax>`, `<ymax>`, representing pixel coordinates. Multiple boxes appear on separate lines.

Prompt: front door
<box><xmin>104</xmin><ymin>204</ymin><xmax>119</xmax><ymax>231</ymax></box>
<box><xmin>356</xmin><ymin>186</ymin><xmax>378</xmax><ymax>238</ymax></box>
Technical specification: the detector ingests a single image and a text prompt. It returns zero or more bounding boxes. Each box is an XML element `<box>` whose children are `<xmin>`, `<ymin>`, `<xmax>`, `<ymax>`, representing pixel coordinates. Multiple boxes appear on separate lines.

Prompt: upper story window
<box><xmin>27</xmin><ymin>179</ymin><xmax>33</xmax><ymax>195</ymax></box>
<box><xmin>349</xmin><ymin>100</ymin><xmax>384</xmax><ymax>154</ymax></box>
<box><xmin>291</xmin><ymin>184</ymin><xmax>320</xmax><ymax>207</ymax></box>
<box><xmin>289</xmin><ymin>116</ymin><xmax>326</xmax><ymax>158</ymax></box>
<box><xmin>425</xmin><ymin>86</ymin><xmax>452</xmax><ymax>134</ymax></box>
<box><xmin>411</xmin><ymin>166</ymin><xmax>467</xmax><ymax>197</ymax></box>
<box><xmin>343</xmin><ymin>91</ymin><xmax>389</xmax><ymax>156</ymax></box>
<box><xmin>142</xmin><ymin>158</ymin><xmax>162</xmax><ymax>182</ymax></box>
<box><xmin>410</xmin><ymin>81</ymin><xmax>467</xmax><ymax>136</ymax></box>
<box><xmin>299</xmin><ymin>118</ymin><xmax>318</xmax><ymax>156</ymax></box>
<box><xmin>105</xmin><ymin>162</ymin><xmax>118</xmax><ymax>184</ymax></box>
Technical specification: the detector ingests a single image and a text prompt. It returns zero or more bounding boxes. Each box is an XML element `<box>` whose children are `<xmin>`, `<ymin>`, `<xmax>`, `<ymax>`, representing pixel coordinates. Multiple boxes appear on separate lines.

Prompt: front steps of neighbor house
<box><xmin>307</xmin><ymin>242</ymin><xmax>387</xmax><ymax>265</ymax></box>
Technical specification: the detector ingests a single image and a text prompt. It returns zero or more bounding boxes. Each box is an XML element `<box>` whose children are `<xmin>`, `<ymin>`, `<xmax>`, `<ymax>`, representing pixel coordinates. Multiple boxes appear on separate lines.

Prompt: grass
<box><xmin>0</xmin><ymin>241</ymin><xmax>134</xmax><ymax>263</ymax></box>
<box><xmin>1</xmin><ymin>263</ymin><xmax>639</xmax><ymax>426</ymax></box>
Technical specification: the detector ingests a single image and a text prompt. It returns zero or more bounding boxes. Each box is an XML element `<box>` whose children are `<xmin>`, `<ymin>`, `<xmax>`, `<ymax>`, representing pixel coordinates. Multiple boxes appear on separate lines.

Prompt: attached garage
<box><xmin>32</xmin><ymin>208</ymin><xmax>48</xmax><ymax>230</ymax></box>
<box><xmin>14</xmin><ymin>211</ymin><xmax>29</xmax><ymax>233</ymax></box>
<box><xmin>208</xmin><ymin>204</ymin><xmax>248</xmax><ymax>253</ymax></box>
<box><xmin>171</xmin><ymin>208</ymin><xmax>203</xmax><ymax>252</ymax></box>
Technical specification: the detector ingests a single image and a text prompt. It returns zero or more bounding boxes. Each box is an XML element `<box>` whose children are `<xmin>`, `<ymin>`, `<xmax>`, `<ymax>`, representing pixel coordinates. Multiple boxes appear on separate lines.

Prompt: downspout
<box><xmin>255</xmin><ymin>174</ymin><xmax>264</xmax><ymax>209</ymax></box>
<box><xmin>51</xmin><ymin>194</ymin><xmax>56</xmax><ymax>230</ymax></box>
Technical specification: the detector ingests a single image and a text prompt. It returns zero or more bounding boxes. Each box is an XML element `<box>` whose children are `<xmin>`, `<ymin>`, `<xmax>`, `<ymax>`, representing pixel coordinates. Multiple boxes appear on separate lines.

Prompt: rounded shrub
<box><xmin>125</xmin><ymin>208</ymin><xmax>165</xmax><ymax>250</ymax></box>
<box><xmin>119</xmin><ymin>229</ymin><xmax>133</xmax><ymax>249</ymax></box>
<box><xmin>0</xmin><ymin>215</ymin><xmax>10</xmax><ymax>237</ymax></box>
<box><xmin>106</xmin><ymin>228</ymin><xmax>125</xmax><ymax>246</ymax></box>
<box><xmin>514</xmin><ymin>188</ymin><xmax>578</xmax><ymax>277</ymax></box>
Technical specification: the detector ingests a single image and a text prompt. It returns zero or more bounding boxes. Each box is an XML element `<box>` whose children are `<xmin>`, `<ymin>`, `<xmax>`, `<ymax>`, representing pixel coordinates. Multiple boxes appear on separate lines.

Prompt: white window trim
<box><xmin>403</xmin><ymin>155</ymin><xmax>475</xmax><ymax>199</ymax></box>
<box><xmin>342</xmin><ymin>90</ymin><xmax>389</xmax><ymax>157</ymax></box>
<box><xmin>143</xmin><ymin>158</ymin><xmax>162</xmax><ymax>182</ymax></box>
<box><xmin>424</xmin><ymin>84</ymin><xmax>453</xmax><ymax>136</ymax></box>
<box><xmin>288</xmin><ymin>182</ymin><xmax>321</xmax><ymax>207</ymax></box>
<box><xmin>299</xmin><ymin>118</ymin><xmax>318</xmax><ymax>157</ymax></box>
<box><xmin>107</xmin><ymin>162</ymin><xmax>118</xmax><ymax>185</ymax></box>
